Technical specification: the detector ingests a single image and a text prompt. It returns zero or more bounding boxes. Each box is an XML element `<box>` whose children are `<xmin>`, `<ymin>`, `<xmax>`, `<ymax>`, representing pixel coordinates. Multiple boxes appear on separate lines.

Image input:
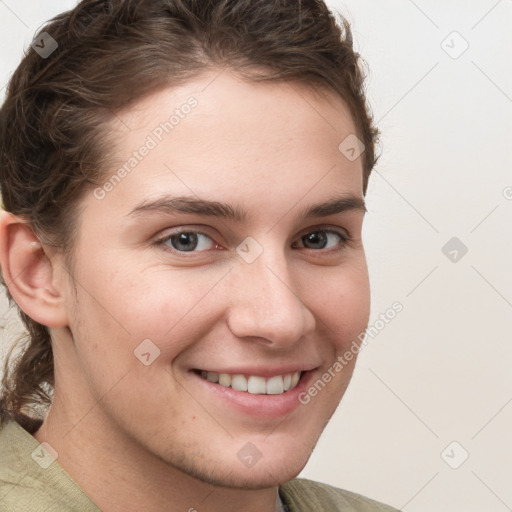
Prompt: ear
<box><xmin>0</xmin><ymin>211</ymin><xmax>69</xmax><ymax>328</ymax></box>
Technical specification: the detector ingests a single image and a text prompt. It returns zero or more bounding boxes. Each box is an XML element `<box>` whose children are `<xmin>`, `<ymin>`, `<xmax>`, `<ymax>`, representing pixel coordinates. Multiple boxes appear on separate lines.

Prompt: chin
<box><xmin>191</xmin><ymin>461</ymin><xmax>308</xmax><ymax>490</ymax></box>
<box><xmin>164</xmin><ymin>442</ymin><xmax>314</xmax><ymax>490</ymax></box>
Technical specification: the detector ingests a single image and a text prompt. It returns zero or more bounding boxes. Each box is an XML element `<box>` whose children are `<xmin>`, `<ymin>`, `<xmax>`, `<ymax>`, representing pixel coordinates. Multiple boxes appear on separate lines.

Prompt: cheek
<box><xmin>70</xmin><ymin>256</ymin><xmax>227</xmax><ymax>360</ymax></box>
<box><xmin>308</xmin><ymin>260</ymin><xmax>370</xmax><ymax>351</ymax></box>
<box><xmin>70</xmin><ymin>244</ymin><xmax>370</xmax><ymax>369</ymax></box>
<box><xmin>341</xmin><ymin>268</ymin><xmax>371</xmax><ymax>344</ymax></box>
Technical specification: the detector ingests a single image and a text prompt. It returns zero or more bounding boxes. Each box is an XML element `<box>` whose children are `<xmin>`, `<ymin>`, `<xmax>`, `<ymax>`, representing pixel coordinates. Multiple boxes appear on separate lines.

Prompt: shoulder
<box><xmin>279</xmin><ymin>478</ymin><xmax>402</xmax><ymax>512</ymax></box>
<box><xmin>0</xmin><ymin>419</ymin><xmax>100</xmax><ymax>512</ymax></box>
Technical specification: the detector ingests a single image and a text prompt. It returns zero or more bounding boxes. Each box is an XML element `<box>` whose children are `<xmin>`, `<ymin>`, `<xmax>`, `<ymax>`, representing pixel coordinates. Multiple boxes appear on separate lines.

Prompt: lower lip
<box><xmin>191</xmin><ymin>370</ymin><xmax>316</xmax><ymax>418</ymax></box>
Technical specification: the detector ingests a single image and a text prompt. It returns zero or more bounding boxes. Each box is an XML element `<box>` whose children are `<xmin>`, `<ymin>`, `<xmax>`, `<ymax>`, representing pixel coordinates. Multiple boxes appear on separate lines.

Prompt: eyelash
<box><xmin>153</xmin><ymin>227</ymin><xmax>351</xmax><ymax>256</ymax></box>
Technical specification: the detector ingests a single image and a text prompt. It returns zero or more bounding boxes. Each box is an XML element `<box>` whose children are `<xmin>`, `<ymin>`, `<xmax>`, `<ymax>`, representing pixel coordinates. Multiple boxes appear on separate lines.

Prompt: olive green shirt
<box><xmin>0</xmin><ymin>419</ymin><xmax>401</xmax><ymax>511</ymax></box>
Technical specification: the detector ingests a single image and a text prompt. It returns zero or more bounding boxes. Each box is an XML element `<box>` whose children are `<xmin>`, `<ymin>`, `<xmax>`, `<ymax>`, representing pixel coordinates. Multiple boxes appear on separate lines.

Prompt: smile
<box><xmin>195</xmin><ymin>370</ymin><xmax>302</xmax><ymax>395</ymax></box>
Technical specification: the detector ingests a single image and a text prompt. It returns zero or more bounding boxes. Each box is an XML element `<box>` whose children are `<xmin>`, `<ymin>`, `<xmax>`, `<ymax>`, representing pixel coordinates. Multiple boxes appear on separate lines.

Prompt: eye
<box><xmin>293</xmin><ymin>229</ymin><xmax>349</xmax><ymax>251</ymax></box>
<box><xmin>156</xmin><ymin>230</ymin><xmax>218</xmax><ymax>253</ymax></box>
<box><xmin>154</xmin><ymin>227</ymin><xmax>350</xmax><ymax>256</ymax></box>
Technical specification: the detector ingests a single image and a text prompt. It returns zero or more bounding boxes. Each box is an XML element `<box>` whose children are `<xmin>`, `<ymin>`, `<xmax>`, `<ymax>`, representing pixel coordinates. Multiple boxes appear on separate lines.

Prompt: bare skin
<box><xmin>0</xmin><ymin>68</ymin><xmax>370</xmax><ymax>512</ymax></box>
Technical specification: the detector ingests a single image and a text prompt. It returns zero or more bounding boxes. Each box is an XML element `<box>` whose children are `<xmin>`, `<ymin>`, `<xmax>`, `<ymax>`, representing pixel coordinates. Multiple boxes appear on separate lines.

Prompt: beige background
<box><xmin>1</xmin><ymin>1</ymin><xmax>511</xmax><ymax>510</ymax></box>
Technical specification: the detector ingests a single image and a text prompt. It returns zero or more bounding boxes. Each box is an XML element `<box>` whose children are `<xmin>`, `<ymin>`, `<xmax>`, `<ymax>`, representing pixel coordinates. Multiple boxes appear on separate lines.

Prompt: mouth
<box><xmin>192</xmin><ymin>369</ymin><xmax>303</xmax><ymax>395</ymax></box>
<box><xmin>189</xmin><ymin>366</ymin><xmax>318</xmax><ymax>418</ymax></box>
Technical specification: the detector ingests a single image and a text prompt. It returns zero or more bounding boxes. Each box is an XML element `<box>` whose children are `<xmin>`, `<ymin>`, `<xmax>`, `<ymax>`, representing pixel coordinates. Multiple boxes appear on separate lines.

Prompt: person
<box><xmin>0</xmin><ymin>0</ymin><xmax>401</xmax><ymax>510</ymax></box>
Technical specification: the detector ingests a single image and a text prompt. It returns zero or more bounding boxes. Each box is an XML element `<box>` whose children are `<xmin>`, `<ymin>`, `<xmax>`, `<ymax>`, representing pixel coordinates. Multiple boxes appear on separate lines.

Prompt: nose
<box><xmin>226</xmin><ymin>247</ymin><xmax>316</xmax><ymax>349</ymax></box>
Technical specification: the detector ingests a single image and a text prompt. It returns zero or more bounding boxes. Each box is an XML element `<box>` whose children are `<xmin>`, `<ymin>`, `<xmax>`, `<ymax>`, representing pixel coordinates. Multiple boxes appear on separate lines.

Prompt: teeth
<box><xmin>248</xmin><ymin>376</ymin><xmax>266</xmax><ymax>394</ymax></box>
<box><xmin>231</xmin><ymin>374</ymin><xmax>248</xmax><ymax>392</ymax></box>
<box><xmin>206</xmin><ymin>371</ymin><xmax>218</xmax><ymax>383</ymax></box>
<box><xmin>266</xmin><ymin>375</ymin><xmax>284</xmax><ymax>395</ymax></box>
<box><xmin>218</xmin><ymin>373</ymin><xmax>232</xmax><ymax>387</ymax></box>
<box><xmin>198</xmin><ymin>370</ymin><xmax>302</xmax><ymax>395</ymax></box>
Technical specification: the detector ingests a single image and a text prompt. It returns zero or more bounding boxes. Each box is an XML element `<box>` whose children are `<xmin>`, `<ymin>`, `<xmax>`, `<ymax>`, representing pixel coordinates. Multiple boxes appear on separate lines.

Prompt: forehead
<box><xmin>119</xmin><ymin>68</ymin><xmax>356</xmax><ymax>131</ymax></box>
<box><xmin>91</xmin><ymin>69</ymin><xmax>363</xmax><ymax>222</ymax></box>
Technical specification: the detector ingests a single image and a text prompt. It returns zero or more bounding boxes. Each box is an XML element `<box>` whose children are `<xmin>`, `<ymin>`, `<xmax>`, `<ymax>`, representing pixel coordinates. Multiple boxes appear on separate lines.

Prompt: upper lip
<box><xmin>192</xmin><ymin>364</ymin><xmax>319</xmax><ymax>379</ymax></box>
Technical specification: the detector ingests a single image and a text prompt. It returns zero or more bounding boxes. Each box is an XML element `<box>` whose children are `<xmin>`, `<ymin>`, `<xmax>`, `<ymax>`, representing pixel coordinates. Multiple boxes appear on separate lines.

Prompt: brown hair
<box><xmin>0</xmin><ymin>0</ymin><xmax>379</xmax><ymax>426</ymax></box>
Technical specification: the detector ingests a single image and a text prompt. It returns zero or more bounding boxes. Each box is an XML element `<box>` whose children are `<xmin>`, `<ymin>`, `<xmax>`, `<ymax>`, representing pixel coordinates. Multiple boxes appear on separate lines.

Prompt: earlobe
<box><xmin>0</xmin><ymin>211</ymin><xmax>69</xmax><ymax>328</ymax></box>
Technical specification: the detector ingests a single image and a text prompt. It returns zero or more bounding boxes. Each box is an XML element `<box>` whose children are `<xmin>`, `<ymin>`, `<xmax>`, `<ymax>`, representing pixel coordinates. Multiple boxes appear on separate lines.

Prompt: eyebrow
<box><xmin>128</xmin><ymin>194</ymin><xmax>366</xmax><ymax>222</ymax></box>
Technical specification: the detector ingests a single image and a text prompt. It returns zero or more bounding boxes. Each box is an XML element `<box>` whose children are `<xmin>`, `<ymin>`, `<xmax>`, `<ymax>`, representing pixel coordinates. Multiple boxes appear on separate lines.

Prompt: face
<box><xmin>55</xmin><ymin>69</ymin><xmax>370</xmax><ymax>489</ymax></box>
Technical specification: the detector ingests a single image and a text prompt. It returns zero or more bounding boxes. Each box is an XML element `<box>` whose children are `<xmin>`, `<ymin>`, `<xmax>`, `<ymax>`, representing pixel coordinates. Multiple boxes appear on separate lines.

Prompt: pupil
<box><xmin>305</xmin><ymin>232</ymin><xmax>326</xmax><ymax>249</ymax></box>
<box><xmin>174</xmin><ymin>233</ymin><xmax>197</xmax><ymax>251</ymax></box>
